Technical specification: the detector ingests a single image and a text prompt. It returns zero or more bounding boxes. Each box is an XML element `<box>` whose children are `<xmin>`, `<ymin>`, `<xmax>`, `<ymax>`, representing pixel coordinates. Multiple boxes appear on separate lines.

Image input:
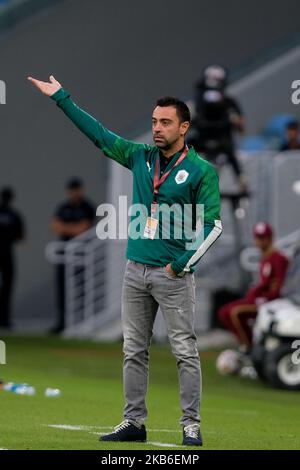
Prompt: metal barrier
<box><xmin>46</xmin><ymin>230</ymin><xmax>127</xmax><ymax>337</ymax></box>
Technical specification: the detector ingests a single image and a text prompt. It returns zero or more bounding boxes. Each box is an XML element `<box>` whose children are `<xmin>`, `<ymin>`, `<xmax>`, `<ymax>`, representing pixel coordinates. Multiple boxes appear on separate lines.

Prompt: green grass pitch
<box><xmin>0</xmin><ymin>335</ymin><xmax>299</xmax><ymax>450</ymax></box>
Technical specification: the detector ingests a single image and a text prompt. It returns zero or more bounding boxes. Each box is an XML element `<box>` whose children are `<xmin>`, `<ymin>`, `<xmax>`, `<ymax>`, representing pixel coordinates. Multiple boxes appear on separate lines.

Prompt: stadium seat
<box><xmin>263</xmin><ymin>114</ymin><xmax>297</xmax><ymax>140</ymax></box>
<box><xmin>240</xmin><ymin>135</ymin><xmax>271</xmax><ymax>151</ymax></box>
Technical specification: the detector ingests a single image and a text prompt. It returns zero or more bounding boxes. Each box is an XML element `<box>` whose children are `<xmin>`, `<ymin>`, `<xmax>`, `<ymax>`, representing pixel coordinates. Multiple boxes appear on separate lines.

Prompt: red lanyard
<box><xmin>152</xmin><ymin>145</ymin><xmax>189</xmax><ymax>209</ymax></box>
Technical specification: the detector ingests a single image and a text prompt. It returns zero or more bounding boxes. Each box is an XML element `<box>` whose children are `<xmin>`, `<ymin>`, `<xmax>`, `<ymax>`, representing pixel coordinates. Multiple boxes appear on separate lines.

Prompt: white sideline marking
<box><xmin>47</xmin><ymin>424</ymin><xmax>186</xmax><ymax>448</ymax></box>
<box><xmin>47</xmin><ymin>423</ymin><xmax>220</xmax><ymax>437</ymax></box>
<box><xmin>0</xmin><ymin>448</ymin><xmax>8</xmax><ymax>450</ymax></box>
<box><xmin>48</xmin><ymin>424</ymin><xmax>93</xmax><ymax>431</ymax></box>
<box><xmin>148</xmin><ymin>441</ymin><xmax>184</xmax><ymax>448</ymax></box>
<box><xmin>47</xmin><ymin>424</ymin><xmax>182</xmax><ymax>433</ymax></box>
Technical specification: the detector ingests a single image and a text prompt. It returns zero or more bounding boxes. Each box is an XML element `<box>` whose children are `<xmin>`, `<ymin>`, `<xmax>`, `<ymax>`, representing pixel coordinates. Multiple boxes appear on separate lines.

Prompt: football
<box><xmin>216</xmin><ymin>349</ymin><xmax>242</xmax><ymax>375</ymax></box>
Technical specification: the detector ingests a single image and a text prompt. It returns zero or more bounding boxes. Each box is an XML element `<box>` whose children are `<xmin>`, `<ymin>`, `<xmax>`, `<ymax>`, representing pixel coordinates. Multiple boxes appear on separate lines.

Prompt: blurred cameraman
<box><xmin>188</xmin><ymin>65</ymin><xmax>248</xmax><ymax>192</ymax></box>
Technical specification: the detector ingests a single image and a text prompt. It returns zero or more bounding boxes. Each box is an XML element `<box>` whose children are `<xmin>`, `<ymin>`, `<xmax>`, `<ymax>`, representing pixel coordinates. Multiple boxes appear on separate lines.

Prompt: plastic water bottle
<box><xmin>14</xmin><ymin>384</ymin><xmax>36</xmax><ymax>395</ymax></box>
<box><xmin>45</xmin><ymin>388</ymin><xmax>61</xmax><ymax>397</ymax></box>
<box><xmin>3</xmin><ymin>382</ymin><xmax>18</xmax><ymax>392</ymax></box>
<box><xmin>3</xmin><ymin>382</ymin><xmax>36</xmax><ymax>395</ymax></box>
<box><xmin>22</xmin><ymin>385</ymin><xmax>36</xmax><ymax>396</ymax></box>
<box><xmin>14</xmin><ymin>384</ymin><xmax>28</xmax><ymax>395</ymax></box>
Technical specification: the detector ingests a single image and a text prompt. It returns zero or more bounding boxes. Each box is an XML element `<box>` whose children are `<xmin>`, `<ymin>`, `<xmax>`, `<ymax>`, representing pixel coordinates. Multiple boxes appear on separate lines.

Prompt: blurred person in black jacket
<box><xmin>0</xmin><ymin>188</ymin><xmax>25</xmax><ymax>328</ymax></box>
<box><xmin>51</xmin><ymin>177</ymin><xmax>95</xmax><ymax>333</ymax></box>
<box><xmin>188</xmin><ymin>65</ymin><xmax>248</xmax><ymax>192</ymax></box>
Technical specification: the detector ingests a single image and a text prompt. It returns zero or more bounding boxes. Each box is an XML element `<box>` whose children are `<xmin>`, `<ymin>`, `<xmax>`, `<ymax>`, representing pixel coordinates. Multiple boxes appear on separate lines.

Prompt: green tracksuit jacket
<box><xmin>51</xmin><ymin>88</ymin><xmax>222</xmax><ymax>275</ymax></box>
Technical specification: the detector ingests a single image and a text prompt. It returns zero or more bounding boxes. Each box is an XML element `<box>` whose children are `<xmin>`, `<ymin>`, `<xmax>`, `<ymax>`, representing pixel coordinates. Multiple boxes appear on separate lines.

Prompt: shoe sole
<box><xmin>183</xmin><ymin>442</ymin><xmax>203</xmax><ymax>446</ymax></box>
<box><xmin>100</xmin><ymin>438</ymin><xmax>147</xmax><ymax>442</ymax></box>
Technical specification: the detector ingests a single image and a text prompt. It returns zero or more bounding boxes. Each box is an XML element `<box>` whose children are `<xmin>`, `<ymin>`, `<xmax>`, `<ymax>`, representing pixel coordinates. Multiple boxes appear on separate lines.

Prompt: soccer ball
<box><xmin>216</xmin><ymin>349</ymin><xmax>242</xmax><ymax>375</ymax></box>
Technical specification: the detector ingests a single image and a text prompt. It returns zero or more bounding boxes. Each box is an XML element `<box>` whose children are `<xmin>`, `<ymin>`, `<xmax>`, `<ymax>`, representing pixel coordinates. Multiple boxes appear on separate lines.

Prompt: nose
<box><xmin>153</xmin><ymin>122</ymin><xmax>162</xmax><ymax>133</ymax></box>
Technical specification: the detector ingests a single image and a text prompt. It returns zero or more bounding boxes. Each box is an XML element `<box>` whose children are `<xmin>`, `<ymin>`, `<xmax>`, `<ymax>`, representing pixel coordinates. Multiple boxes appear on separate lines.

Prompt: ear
<box><xmin>180</xmin><ymin>121</ymin><xmax>190</xmax><ymax>136</ymax></box>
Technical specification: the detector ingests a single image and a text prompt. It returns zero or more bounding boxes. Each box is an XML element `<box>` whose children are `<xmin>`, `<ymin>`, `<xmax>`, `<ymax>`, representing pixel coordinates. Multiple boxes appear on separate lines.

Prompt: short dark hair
<box><xmin>155</xmin><ymin>96</ymin><xmax>191</xmax><ymax>123</ymax></box>
<box><xmin>1</xmin><ymin>187</ymin><xmax>14</xmax><ymax>205</ymax></box>
<box><xmin>287</xmin><ymin>120</ymin><xmax>299</xmax><ymax>130</ymax></box>
<box><xmin>66</xmin><ymin>177</ymin><xmax>83</xmax><ymax>190</ymax></box>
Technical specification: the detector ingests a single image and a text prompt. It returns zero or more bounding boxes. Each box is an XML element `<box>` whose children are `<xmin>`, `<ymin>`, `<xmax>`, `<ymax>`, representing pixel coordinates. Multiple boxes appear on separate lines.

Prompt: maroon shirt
<box><xmin>246</xmin><ymin>250</ymin><xmax>289</xmax><ymax>303</ymax></box>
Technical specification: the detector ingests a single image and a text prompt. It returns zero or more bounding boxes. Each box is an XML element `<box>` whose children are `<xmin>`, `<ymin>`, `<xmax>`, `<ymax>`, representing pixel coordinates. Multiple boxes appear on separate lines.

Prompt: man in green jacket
<box><xmin>28</xmin><ymin>75</ymin><xmax>222</xmax><ymax>446</ymax></box>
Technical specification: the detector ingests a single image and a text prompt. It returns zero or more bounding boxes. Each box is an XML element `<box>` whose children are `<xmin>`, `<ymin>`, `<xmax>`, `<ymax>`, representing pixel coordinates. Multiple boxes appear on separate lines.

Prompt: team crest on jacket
<box><xmin>175</xmin><ymin>170</ymin><xmax>189</xmax><ymax>184</ymax></box>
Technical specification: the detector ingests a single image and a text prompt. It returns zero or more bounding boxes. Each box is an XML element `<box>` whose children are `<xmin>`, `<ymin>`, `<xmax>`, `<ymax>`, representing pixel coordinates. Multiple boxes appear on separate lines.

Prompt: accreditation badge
<box><xmin>144</xmin><ymin>202</ymin><xmax>158</xmax><ymax>239</ymax></box>
<box><xmin>143</xmin><ymin>216</ymin><xmax>158</xmax><ymax>239</ymax></box>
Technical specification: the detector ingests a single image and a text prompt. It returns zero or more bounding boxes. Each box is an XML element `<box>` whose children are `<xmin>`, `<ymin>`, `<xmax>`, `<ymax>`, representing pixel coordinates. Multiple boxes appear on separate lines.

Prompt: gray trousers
<box><xmin>122</xmin><ymin>260</ymin><xmax>201</xmax><ymax>427</ymax></box>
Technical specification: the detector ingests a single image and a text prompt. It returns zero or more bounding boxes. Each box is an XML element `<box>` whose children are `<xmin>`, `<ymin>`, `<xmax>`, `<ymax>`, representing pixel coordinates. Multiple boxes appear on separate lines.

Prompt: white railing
<box><xmin>46</xmin><ymin>227</ymin><xmax>127</xmax><ymax>336</ymax></box>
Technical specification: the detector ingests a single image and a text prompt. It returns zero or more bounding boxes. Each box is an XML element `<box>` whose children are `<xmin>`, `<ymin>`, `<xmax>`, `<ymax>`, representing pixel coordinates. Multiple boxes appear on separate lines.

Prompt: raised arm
<box><xmin>28</xmin><ymin>75</ymin><xmax>149</xmax><ymax>169</ymax></box>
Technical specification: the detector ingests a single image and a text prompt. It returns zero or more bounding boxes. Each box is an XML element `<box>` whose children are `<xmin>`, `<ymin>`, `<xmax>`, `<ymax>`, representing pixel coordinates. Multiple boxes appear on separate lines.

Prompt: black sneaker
<box><xmin>100</xmin><ymin>420</ymin><xmax>147</xmax><ymax>442</ymax></box>
<box><xmin>182</xmin><ymin>424</ymin><xmax>203</xmax><ymax>446</ymax></box>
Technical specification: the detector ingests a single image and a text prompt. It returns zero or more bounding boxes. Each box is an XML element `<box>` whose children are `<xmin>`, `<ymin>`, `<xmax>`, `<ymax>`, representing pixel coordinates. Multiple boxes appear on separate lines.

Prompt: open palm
<box><xmin>27</xmin><ymin>75</ymin><xmax>62</xmax><ymax>96</ymax></box>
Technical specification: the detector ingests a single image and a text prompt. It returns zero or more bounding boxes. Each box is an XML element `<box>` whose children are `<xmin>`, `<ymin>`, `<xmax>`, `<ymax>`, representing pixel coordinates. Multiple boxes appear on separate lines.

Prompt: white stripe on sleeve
<box><xmin>183</xmin><ymin>219</ymin><xmax>222</xmax><ymax>272</ymax></box>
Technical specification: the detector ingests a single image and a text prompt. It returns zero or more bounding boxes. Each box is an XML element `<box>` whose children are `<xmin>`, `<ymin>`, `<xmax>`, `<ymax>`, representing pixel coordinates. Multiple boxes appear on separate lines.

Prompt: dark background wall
<box><xmin>1</xmin><ymin>0</ymin><xmax>300</xmax><ymax>324</ymax></box>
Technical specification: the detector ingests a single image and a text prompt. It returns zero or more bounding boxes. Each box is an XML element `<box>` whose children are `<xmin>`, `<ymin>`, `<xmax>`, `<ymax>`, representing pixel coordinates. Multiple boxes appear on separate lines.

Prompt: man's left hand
<box><xmin>165</xmin><ymin>263</ymin><xmax>177</xmax><ymax>277</ymax></box>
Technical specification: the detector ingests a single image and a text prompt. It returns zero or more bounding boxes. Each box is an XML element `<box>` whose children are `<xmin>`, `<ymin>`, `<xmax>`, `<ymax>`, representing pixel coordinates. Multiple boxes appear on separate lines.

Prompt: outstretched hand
<box><xmin>27</xmin><ymin>75</ymin><xmax>62</xmax><ymax>96</ymax></box>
